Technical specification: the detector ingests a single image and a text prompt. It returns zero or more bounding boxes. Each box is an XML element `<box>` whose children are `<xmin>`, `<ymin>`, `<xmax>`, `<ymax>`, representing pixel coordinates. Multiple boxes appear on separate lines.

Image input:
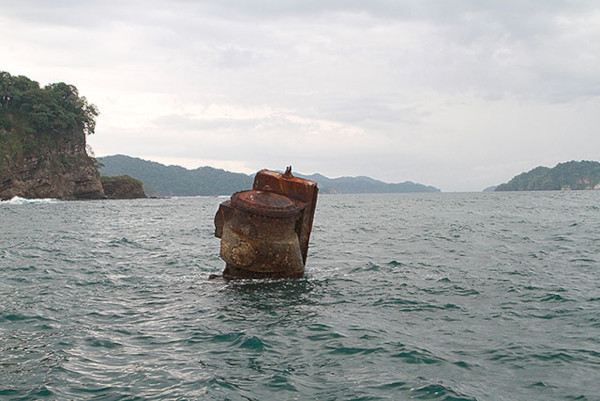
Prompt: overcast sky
<box><xmin>2</xmin><ymin>0</ymin><xmax>599</xmax><ymax>191</ymax></box>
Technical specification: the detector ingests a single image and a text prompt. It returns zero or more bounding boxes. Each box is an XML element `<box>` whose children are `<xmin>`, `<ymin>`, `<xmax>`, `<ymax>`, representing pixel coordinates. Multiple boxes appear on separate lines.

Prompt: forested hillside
<box><xmin>496</xmin><ymin>161</ymin><xmax>600</xmax><ymax>191</ymax></box>
<box><xmin>98</xmin><ymin>155</ymin><xmax>253</xmax><ymax>196</ymax></box>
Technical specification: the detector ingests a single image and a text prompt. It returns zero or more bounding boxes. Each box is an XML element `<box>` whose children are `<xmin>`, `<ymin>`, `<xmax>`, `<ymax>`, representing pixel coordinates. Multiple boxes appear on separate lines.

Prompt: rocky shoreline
<box><xmin>0</xmin><ymin>135</ymin><xmax>146</xmax><ymax>201</ymax></box>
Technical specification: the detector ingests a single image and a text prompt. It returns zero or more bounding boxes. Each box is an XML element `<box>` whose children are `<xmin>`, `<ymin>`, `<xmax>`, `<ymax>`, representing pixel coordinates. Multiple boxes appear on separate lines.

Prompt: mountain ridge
<box><xmin>98</xmin><ymin>154</ymin><xmax>441</xmax><ymax>196</ymax></box>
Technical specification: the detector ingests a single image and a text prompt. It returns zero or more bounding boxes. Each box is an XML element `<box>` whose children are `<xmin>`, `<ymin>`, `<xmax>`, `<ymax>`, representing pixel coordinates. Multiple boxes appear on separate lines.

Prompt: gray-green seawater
<box><xmin>1</xmin><ymin>192</ymin><xmax>599</xmax><ymax>400</ymax></box>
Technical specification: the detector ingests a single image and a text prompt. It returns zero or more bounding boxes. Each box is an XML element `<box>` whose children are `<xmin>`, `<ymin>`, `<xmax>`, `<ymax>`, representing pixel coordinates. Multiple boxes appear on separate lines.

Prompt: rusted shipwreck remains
<box><xmin>214</xmin><ymin>167</ymin><xmax>318</xmax><ymax>279</ymax></box>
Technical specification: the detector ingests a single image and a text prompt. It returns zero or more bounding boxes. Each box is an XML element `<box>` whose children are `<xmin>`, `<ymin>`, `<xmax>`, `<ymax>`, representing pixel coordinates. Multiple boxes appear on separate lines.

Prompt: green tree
<box><xmin>0</xmin><ymin>71</ymin><xmax>98</xmax><ymax>138</ymax></box>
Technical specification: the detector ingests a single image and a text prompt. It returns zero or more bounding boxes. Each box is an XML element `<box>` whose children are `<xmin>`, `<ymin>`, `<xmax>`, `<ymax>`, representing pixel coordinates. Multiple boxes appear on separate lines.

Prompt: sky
<box><xmin>1</xmin><ymin>0</ymin><xmax>599</xmax><ymax>191</ymax></box>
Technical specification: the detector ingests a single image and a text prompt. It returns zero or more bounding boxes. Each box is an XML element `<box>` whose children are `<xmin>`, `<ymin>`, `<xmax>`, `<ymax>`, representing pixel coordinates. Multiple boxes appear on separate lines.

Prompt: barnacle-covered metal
<box><xmin>214</xmin><ymin>167</ymin><xmax>318</xmax><ymax>279</ymax></box>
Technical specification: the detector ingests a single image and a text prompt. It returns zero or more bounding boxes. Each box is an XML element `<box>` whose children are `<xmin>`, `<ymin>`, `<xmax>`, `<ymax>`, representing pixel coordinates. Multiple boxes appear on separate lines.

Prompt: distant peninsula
<box><xmin>496</xmin><ymin>160</ymin><xmax>600</xmax><ymax>191</ymax></box>
<box><xmin>98</xmin><ymin>154</ymin><xmax>441</xmax><ymax>196</ymax></box>
<box><xmin>0</xmin><ymin>71</ymin><xmax>144</xmax><ymax>200</ymax></box>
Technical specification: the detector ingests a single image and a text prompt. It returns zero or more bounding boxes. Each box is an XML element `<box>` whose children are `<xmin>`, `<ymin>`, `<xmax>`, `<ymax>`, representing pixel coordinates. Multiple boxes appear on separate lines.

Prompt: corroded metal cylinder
<box><xmin>214</xmin><ymin>167</ymin><xmax>318</xmax><ymax>279</ymax></box>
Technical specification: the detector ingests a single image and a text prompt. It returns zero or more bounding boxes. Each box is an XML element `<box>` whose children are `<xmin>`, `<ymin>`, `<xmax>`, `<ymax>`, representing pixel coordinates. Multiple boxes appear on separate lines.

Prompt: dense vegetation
<box><xmin>496</xmin><ymin>161</ymin><xmax>600</xmax><ymax>191</ymax></box>
<box><xmin>99</xmin><ymin>154</ymin><xmax>441</xmax><ymax>196</ymax></box>
<box><xmin>0</xmin><ymin>71</ymin><xmax>98</xmax><ymax>167</ymax></box>
<box><xmin>0</xmin><ymin>71</ymin><xmax>97</xmax><ymax>136</ymax></box>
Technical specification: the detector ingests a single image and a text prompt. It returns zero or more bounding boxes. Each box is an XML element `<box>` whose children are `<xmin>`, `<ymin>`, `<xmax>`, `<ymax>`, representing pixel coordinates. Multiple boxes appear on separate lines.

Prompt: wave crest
<box><xmin>1</xmin><ymin>196</ymin><xmax>60</xmax><ymax>205</ymax></box>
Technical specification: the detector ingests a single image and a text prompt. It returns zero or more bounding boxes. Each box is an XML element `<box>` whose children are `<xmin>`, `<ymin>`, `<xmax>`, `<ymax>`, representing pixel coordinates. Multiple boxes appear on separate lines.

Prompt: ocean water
<box><xmin>1</xmin><ymin>192</ymin><xmax>599</xmax><ymax>400</ymax></box>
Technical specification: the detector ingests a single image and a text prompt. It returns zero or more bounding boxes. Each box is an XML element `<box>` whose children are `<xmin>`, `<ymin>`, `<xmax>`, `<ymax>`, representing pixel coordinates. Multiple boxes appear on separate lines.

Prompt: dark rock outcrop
<box><xmin>101</xmin><ymin>175</ymin><xmax>146</xmax><ymax>199</ymax></box>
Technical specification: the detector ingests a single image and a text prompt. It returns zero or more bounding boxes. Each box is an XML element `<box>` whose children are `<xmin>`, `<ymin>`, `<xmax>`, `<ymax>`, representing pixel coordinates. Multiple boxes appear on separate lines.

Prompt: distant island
<box><xmin>496</xmin><ymin>161</ymin><xmax>600</xmax><ymax>191</ymax></box>
<box><xmin>98</xmin><ymin>154</ymin><xmax>441</xmax><ymax>196</ymax></box>
<box><xmin>0</xmin><ymin>71</ymin><xmax>144</xmax><ymax>200</ymax></box>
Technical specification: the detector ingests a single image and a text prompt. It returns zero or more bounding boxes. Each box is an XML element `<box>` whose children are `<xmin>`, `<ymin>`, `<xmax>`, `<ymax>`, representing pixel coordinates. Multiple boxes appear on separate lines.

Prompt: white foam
<box><xmin>0</xmin><ymin>196</ymin><xmax>60</xmax><ymax>205</ymax></box>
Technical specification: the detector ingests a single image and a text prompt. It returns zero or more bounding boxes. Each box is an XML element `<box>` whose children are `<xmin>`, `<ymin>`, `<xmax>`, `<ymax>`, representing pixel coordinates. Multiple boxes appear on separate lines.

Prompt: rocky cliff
<box><xmin>0</xmin><ymin>71</ymin><xmax>105</xmax><ymax>200</ymax></box>
<box><xmin>0</xmin><ymin>131</ymin><xmax>105</xmax><ymax>200</ymax></box>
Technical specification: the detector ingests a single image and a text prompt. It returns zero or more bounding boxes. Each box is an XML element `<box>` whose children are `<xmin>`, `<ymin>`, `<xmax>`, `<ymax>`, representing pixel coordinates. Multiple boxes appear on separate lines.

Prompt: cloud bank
<box><xmin>1</xmin><ymin>0</ymin><xmax>599</xmax><ymax>190</ymax></box>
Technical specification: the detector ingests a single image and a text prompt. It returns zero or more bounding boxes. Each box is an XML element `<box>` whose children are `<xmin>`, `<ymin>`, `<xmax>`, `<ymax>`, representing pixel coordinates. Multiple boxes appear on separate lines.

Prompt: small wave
<box><xmin>307</xmin><ymin>332</ymin><xmax>344</xmax><ymax>341</ymax></box>
<box><xmin>1</xmin><ymin>312</ymin><xmax>52</xmax><ymax>323</ymax></box>
<box><xmin>351</xmin><ymin>262</ymin><xmax>382</xmax><ymax>272</ymax></box>
<box><xmin>327</xmin><ymin>345</ymin><xmax>385</xmax><ymax>355</ymax></box>
<box><xmin>531</xmin><ymin>351</ymin><xmax>578</xmax><ymax>363</ymax></box>
<box><xmin>570</xmin><ymin>258</ymin><xmax>596</xmax><ymax>263</ymax></box>
<box><xmin>392</xmin><ymin>349</ymin><xmax>443</xmax><ymax>365</ymax></box>
<box><xmin>410</xmin><ymin>383</ymin><xmax>477</xmax><ymax>400</ymax></box>
<box><xmin>265</xmin><ymin>374</ymin><xmax>297</xmax><ymax>391</ymax></box>
<box><xmin>528</xmin><ymin>381</ymin><xmax>553</xmax><ymax>388</ymax></box>
<box><xmin>540</xmin><ymin>293</ymin><xmax>571</xmax><ymax>302</ymax></box>
<box><xmin>107</xmin><ymin>237</ymin><xmax>142</xmax><ymax>248</ymax></box>
<box><xmin>240</xmin><ymin>335</ymin><xmax>268</xmax><ymax>350</ymax></box>
<box><xmin>22</xmin><ymin>386</ymin><xmax>55</xmax><ymax>399</ymax></box>
<box><xmin>85</xmin><ymin>337</ymin><xmax>123</xmax><ymax>349</ymax></box>
<box><xmin>0</xmin><ymin>196</ymin><xmax>60</xmax><ymax>205</ymax></box>
<box><xmin>453</xmin><ymin>360</ymin><xmax>475</xmax><ymax>369</ymax></box>
<box><xmin>373</xmin><ymin>380</ymin><xmax>409</xmax><ymax>390</ymax></box>
<box><xmin>422</xmin><ymin>284</ymin><xmax>479</xmax><ymax>297</ymax></box>
<box><xmin>70</xmin><ymin>385</ymin><xmax>116</xmax><ymax>396</ymax></box>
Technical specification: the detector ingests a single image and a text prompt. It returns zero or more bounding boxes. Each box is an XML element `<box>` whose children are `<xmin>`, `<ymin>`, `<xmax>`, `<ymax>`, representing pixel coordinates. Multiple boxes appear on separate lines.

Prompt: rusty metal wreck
<box><xmin>214</xmin><ymin>167</ymin><xmax>318</xmax><ymax>279</ymax></box>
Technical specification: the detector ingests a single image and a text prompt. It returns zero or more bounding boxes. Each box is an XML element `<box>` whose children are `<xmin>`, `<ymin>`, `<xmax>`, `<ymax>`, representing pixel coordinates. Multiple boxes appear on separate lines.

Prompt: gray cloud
<box><xmin>1</xmin><ymin>0</ymin><xmax>599</xmax><ymax>191</ymax></box>
<box><xmin>152</xmin><ymin>114</ymin><xmax>261</xmax><ymax>131</ymax></box>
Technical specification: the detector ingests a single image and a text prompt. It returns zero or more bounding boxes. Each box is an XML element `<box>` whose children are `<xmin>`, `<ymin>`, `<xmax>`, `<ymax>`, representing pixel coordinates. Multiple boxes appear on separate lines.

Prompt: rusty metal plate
<box><xmin>231</xmin><ymin>190</ymin><xmax>305</xmax><ymax>218</ymax></box>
